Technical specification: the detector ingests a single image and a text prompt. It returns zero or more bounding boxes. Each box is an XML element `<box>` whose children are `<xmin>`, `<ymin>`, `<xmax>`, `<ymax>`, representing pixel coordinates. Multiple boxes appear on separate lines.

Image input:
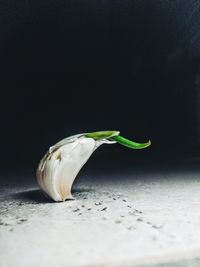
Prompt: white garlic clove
<box><xmin>36</xmin><ymin>131</ymin><xmax>151</xmax><ymax>202</ymax></box>
<box><xmin>36</xmin><ymin>134</ymin><xmax>115</xmax><ymax>202</ymax></box>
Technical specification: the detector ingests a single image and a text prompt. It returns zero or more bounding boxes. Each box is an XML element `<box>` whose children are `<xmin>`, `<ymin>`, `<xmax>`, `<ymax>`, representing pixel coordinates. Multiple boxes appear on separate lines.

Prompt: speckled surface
<box><xmin>1</xmin><ymin>169</ymin><xmax>200</xmax><ymax>267</ymax></box>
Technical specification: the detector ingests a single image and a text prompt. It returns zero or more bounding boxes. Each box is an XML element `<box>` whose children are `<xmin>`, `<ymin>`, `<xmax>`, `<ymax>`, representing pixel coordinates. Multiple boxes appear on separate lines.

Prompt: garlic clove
<box><xmin>37</xmin><ymin>131</ymin><xmax>151</xmax><ymax>202</ymax></box>
<box><xmin>36</xmin><ymin>136</ymin><xmax>114</xmax><ymax>201</ymax></box>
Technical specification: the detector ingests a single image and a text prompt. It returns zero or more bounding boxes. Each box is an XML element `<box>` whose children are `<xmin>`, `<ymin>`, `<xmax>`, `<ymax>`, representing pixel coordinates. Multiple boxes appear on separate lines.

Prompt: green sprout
<box><xmin>85</xmin><ymin>131</ymin><xmax>151</xmax><ymax>149</ymax></box>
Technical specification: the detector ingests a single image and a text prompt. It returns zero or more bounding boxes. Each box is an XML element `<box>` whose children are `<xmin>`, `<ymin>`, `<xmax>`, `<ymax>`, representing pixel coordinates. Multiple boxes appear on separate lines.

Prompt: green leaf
<box><xmin>110</xmin><ymin>135</ymin><xmax>151</xmax><ymax>149</ymax></box>
<box><xmin>85</xmin><ymin>131</ymin><xmax>120</xmax><ymax>140</ymax></box>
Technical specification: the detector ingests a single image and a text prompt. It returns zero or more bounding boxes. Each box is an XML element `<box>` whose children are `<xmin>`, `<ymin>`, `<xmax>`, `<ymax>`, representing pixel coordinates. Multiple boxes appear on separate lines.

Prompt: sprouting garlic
<box><xmin>36</xmin><ymin>131</ymin><xmax>151</xmax><ymax>202</ymax></box>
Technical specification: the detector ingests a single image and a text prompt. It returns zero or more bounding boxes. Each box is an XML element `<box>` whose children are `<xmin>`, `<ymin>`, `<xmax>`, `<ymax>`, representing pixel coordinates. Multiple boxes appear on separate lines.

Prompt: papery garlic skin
<box><xmin>37</xmin><ymin>134</ymin><xmax>115</xmax><ymax>202</ymax></box>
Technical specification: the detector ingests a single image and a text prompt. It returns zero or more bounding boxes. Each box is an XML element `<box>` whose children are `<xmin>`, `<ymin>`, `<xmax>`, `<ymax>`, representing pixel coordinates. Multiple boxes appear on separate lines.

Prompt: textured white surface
<box><xmin>1</xmin><ymin>170</ymin><xmax>200</xmax><ymax>267</ymax></box>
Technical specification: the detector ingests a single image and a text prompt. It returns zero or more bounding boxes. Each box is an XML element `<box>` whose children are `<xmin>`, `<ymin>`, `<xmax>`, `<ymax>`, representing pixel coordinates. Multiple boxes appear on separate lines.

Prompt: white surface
<box><xmin>1</xmin><ymin>170</ymin><xmax>200</xmax><ymax>267</ymax></box>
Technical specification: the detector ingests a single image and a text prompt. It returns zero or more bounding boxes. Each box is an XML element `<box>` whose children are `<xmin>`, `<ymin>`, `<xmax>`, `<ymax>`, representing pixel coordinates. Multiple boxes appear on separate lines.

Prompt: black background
<box><xmin>1</xmin><ymin>0</ymin><xmax>200</xmax><ymax>171</ymax></box>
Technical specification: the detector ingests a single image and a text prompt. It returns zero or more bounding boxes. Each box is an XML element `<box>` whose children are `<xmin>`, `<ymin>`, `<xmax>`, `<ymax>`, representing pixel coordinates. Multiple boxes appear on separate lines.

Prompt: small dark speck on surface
<box><xmin>122</xmin><ymin>199</ymin><xmax>127</xmax><ymax>202</ymax></box>
<box><xmin>152</xmin><ymin>225</ymin><xmax>163</xmax><ymax>229</ymax></box>
<box><xmin>127</xmin><ymin>205</ymin><xmax>132</xmax><ymax>208</ymax></box>
<box><xmin>113</xmin><ymin>198</ymin><xmax>116</xmax><ymax>200</ymax></box>
<box><xmin>0</xmin><ymin>222</ymin><xmax>10</xmax><ymax>226</ymax></box>
<box><xmin>101</xmin><ymin>207</ymin><xmax>107</xmax><ymax>211</ymax></box>
<box><xmin>115</xmin><ymin>220</ymin><xmax>122</xmax><ymax>224</ymax></box>
<box><xmin>20</xmin><ymin>219</ymin><xmax>28</xmax><ymax>222</ymax></box>
<box><xmin>127</xmin><ymin>226</ymin><xmax>135</xmax><ymax>231</ymax></box>
<box><xmin>87</xmin><ymin>208</ymin><xmax>91</xmax><ymax>211</ymax></box>
<box><xmin>135</xmin><ymin>209</ymin><xmax>143</xmax><ymax>214</ymax></box>
<box><xmin>73</xmin><ymin>208</ymin><xmax>80</xmax><ymax>212</ymax></box>
<box><xmin>120</xmin><ymin>215</ymin><xmax>125</xmax><ymax>218</ymax></box>
<box><xmin>136</xmin><ymin>218</ymin><xmax>143</xmax><ymax>222</ymax></box>
<box><xmin>81</xmin><ymin>205</ymin><xmax>85</xmax><ymax>208</ymax></box>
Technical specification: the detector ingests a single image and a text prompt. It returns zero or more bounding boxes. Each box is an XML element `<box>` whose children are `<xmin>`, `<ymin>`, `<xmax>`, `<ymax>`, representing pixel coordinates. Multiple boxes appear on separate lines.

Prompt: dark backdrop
<box><xmin>1</xmin><ymin>0</ymin><xmax>200</xmax><ymax>171</ymax></box>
